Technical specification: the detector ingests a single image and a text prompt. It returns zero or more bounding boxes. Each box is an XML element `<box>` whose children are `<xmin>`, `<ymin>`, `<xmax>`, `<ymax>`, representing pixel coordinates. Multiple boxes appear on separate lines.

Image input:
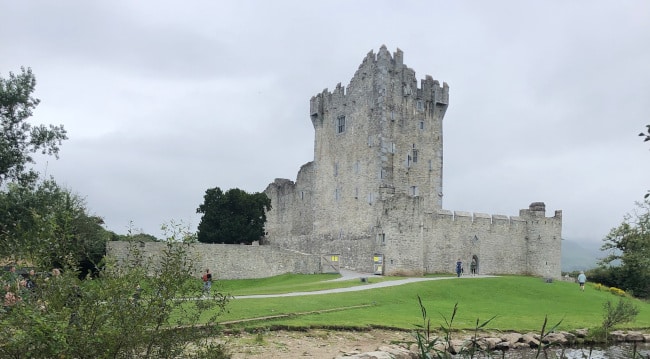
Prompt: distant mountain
<box><xmin>561</xmin><ymin>239</ymin><xmax>603</xmax><ymax>273</ymax></box>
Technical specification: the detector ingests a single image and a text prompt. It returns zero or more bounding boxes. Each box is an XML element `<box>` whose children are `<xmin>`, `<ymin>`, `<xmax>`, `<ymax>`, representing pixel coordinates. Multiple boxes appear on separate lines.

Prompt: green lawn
<box><xmin>198</xmin><ymin>275</ymin><xmax>650</xmax><ymax>333</ymax></box>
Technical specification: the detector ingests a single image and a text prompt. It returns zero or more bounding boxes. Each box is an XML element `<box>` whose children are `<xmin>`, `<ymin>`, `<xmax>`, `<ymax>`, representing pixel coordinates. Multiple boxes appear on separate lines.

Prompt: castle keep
<box><xmin>264</xmin><ymin>46</ymin><xmax>562</xmax><ymax>278</ymax></box>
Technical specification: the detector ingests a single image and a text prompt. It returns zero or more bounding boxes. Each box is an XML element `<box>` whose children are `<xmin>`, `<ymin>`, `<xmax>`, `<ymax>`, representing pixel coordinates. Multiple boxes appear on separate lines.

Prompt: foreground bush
<box><xmin>0</xmin><ymin>224</ymin><xmax>229</xmax><ymax>359</ymax></box>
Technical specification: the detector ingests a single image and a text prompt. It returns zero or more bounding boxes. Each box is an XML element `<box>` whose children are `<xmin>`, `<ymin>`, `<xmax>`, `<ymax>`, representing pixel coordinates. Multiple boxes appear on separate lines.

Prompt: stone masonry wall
<box><xmin>106</xmin><ymin>241</ymin><xmax>320</xmax><ymax>280</ymax></box>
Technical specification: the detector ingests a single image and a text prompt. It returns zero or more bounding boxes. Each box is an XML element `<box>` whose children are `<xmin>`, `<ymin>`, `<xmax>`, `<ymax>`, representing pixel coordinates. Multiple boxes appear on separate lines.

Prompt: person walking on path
<box><xmin>455</xmin><ymin>259</ymin><xmax>463</xmax><ymax>278</ymax></box>
<box><xmin>577</xmin><ymin>271</ymin><xmax>587</xmax><ymax>291</ymax></box>
<box><xmin>202</xmin><ymin>269</ymin><xmax>212</xmax><ymax>296</ymax></box>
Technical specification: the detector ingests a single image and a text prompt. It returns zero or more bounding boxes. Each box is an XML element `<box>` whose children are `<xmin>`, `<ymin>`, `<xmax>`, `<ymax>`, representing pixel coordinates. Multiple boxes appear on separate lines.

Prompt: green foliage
<box><xmin>411</xmin><ymin>299</ymin><xmax>497</xmax><ymax>358</ymax></box>
<box><xmin>0</xmin><ymin>179</ymin><xmax>109</xmax><ymax>274</ymax></box>
<box><xmin>0</xmin><ymin>222</ymin><xmax>230</xmax><ymax>358</ymax></box>
<box><xmin>599</xmin><ymin>299</ymin><xmax>640</xmax><ymax>342</ymax></box>
<box><xmin>0</xmin><ymin>67</ymin><xmax>67</xmax><ymax>187</ymax></box>
<box><xmin>196</xmin><ymin>187</ymin><xmax>271</xmax><ymax>244</ymax></box>
<box><xmin>598</xmin><ymin>200</ymin><xmax>650</xmax><ymax>298</ymax></box>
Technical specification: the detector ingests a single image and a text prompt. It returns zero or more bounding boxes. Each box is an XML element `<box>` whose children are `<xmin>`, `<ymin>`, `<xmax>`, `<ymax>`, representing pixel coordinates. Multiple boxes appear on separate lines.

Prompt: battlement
<box><xmin>309</xmin><ymin>46</ymin><xmax>449</xmax><ymax>129</ymax></box>
<box><xmin>434</xmin><ymin>202</ymin><xmax>562</xmax><ymax>226</ymax></box>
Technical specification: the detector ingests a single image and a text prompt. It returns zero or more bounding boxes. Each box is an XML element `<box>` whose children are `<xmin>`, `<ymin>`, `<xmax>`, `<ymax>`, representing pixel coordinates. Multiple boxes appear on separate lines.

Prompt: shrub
<box><xmin>0</xmin><ymin>222</ymin><xmax>230</xmax><ymax>359</ymax></box>
<box><xmin>609</xmin><ymin>287</ymin><xmax>626</xmax><ymax>296</ymax></box>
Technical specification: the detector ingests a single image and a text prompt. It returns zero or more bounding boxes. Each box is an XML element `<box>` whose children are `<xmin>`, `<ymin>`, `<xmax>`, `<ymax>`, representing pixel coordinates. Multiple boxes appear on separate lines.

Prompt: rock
<box><xmin>522</xmin><ymin>334</ymin><xmax>540</xmax><ymax>348</ymax></box>
<box><xmin>544</xmin><ymin>332</ymin><xmax>568</xmax><ymax>345</ymax></box>
<box><xmin>482</xmin><ymin>337</ymin><xmax>502</xmax><ymax>350</ymax></box>
<box><xmin>448</xmin><ymin>339</ymin><xmax>465</xmax><ymax>354</ymax></box>
<box><xmin>625</xmin><ymin>331</ymin><xmax>645</xmax><ymax>342</ymax></box>
<box><xmin>512</xmin><ymin>342</ymin><xmax>531</xmax><ymax>350</ymax></box>
<box><xmin>561</xmin><ymin>331</ymin><xmax>576</xmax><ymax>344</ymax></box>
<box><xmin>376</xmin><ymin>345</ymin><xmax>414</xmax><ymax>359</ymax></box>
<box><xmin>644</xmin><ymin>334</ymin><xmax>650</xmax><ymax>342</ymax></box>
<box><xmin>573</xmin><ymin>328</ymin><xmax>589</xmax><ymax>338</ymax></box>
<box><xmin>495</xmin><ymin>341</ymin><xmax>510</xmax><ymax>351</ymax></box>
<box><xmin>336</xmin><ymin>351</ymin><xmax>391</xmax><ymax>359</ymax></box>
<box><xmin>501</xmin><ymin>332</ymin><xmax>523</xmax><ymax>345</ymax></box>
<box><xmin>610</xmin><ymin>331</ymin><xmax>626</xmax><ymax>342</ymax></box>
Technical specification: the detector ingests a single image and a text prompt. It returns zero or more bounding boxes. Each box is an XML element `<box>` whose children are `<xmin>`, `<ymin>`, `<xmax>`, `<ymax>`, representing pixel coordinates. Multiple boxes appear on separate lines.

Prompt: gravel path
<box><xmin>232</xmin><ymin>270</ymin><xmax>496</xmax><ymax>299</ymax></box>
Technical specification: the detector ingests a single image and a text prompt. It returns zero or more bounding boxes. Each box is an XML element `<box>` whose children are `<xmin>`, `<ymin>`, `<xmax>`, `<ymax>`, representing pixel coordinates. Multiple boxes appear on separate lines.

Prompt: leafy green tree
<box><xmin>196</xmin><ymin>187</ymin><xmax>271</xmax><ymax>244</ymax></box>
<box><xmin>0</xmin><ymin>67</ymin><xmax>67</xmax><ymax>187</ymax></box>
<box><xmin>0</xmin><ymin>179</ymin><xmax>109</xmax><ymax>274</ymax></box>
<box><xmin>598</xmin><ymin>200</ymin><xmax>650</xmax><ymax>298</ymax></box>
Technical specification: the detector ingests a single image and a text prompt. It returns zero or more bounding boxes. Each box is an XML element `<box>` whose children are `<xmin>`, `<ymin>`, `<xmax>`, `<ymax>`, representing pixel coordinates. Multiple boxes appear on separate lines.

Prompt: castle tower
<box><xmin>306</xmin><ymin>45</ymin><xmax>449</xmax><ymax>238</ymax></box>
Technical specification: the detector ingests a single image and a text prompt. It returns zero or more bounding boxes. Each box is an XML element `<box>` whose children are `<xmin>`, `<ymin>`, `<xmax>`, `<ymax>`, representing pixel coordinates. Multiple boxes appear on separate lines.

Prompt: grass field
<box><xmin>202</xmin><ymin>274</ymin><xmax>650</xmax><ymax>333</ymax></box>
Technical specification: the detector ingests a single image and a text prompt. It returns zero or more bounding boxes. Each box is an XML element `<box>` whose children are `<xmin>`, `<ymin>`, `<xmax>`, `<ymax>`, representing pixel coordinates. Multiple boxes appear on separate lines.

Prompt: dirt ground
<box><xmin>222</xmin><ymin>328</ymin><xmax>413</xmax><ymax>358</ymax></box>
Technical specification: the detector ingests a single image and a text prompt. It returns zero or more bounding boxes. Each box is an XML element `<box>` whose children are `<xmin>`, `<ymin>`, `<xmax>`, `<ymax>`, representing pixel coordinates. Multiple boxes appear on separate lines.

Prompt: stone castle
<box><xmin>264</xmin><ymin>46</ymin><xmax>562</xmax><ymax>278</ymax></box>
<box><xmin>108</xmin><ymin>46</ymin><xmax>562</xmax><ymax>280</ymax></box>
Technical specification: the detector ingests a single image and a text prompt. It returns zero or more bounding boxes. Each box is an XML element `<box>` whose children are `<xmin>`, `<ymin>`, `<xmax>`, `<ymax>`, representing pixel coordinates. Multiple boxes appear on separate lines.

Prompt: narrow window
<box><xmin>354</xmin><ymin>161</ymin><xmax>360</xmax><ymax>174</ymax></box>
<box><xmin>416</xmin><ymin>100</ymin><xmax>424</xmax><ymax>111</ymax></box>
<box><xmin>419</xmin><ymin>121</ymin><xmax>424</xmax><ymax>130</ymax></box>
<box><xmin>428</xmin><ymin>159</ymin><xmax>433</xmax><ymax>171</ymax></box>
<box><xmin>406</xmin><ymin>155</ymin><xmax>411</xmax><ymax>168</ymax></box>
<box><xmin>355</xmin><ymin>187</ymin><xmax>359</xmax><ymax>199</ymax></box>
<box><xmin>300</xmin><ymin>191</ymin><xmax>304</xmax><ymax>200</ymax></box>
<box><xmin>337</xmin><ymin>115</ymin><xmax>346</xmax><ymax>133</ymax></box>
<box><xmin>334</xmin><ymin>162</ymin><xmax>338</xmax><ymax>177</ymax></box>
<box><xmin>377</xmin><ymin>233</ymin><xmax>386</xmax><ymax>245</ymax></box>
<box><xmin>368</xmin><ymin>192</ymin><xmax>374</xmax><ymax>204</ymax></box>
<box><xmin>410</xmin><ymin>186</ymin><xmax>419</xmax><ymax>197</ymax></box>
<box><xmin>412</xmin><ymin>145</ymin><xmax>418</xmax><ymax>163</ymax></box>
<box><xmin>335</xmin><ymin>188</ymin><xmax>341</xmax><ymax>201</ymax></box>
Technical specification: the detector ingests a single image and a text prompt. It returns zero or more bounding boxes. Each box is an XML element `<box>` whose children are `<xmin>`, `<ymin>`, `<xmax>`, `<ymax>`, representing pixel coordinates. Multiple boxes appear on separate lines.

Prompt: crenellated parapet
<box><xmin>309</xmin><ymin>45</ymin><xmax>449</xmax><ymax>130</ymax></box>
<box><xmin>434</xmin><ymin>204</ymin><xmax>561</xmax><ymax>228</ymax></box>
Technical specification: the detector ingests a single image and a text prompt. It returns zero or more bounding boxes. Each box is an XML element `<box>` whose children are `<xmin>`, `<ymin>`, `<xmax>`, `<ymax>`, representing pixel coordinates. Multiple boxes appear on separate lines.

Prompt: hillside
<box><xmin>561</xmin><ymin>238</ymin><xmax>602</xmax><ymax>272</ymax></box>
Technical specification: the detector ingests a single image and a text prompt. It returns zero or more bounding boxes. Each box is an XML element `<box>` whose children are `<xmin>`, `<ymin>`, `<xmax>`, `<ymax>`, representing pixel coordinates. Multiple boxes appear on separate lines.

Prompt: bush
<box><xmin>599</xmin><ymin>298</ymin><xmax>640</xmax><ymax>343</ymax></box>
<box><xmin>0</xmin><ymin>223</ymin><xmax>230</xmax><ymax>358</ymax></box>
<box><xmin>609</xmin><ymin>287</ymin><xmax>626</xmax><ymax>296</ymax></box>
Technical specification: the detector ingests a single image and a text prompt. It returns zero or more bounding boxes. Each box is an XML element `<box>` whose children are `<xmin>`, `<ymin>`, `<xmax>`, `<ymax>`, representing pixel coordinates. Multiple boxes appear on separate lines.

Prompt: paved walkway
<box><xmin>233</xmin><ymin>270</ymin><xmax>496</xmax><ymax>299</ymax></box>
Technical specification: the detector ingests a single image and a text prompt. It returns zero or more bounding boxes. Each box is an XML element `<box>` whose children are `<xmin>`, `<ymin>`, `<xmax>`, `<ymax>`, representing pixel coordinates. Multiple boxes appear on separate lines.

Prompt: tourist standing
<box><xmin>455</xmin><ymin>259</ymin><xmax>462</xmax><ymax>277</ymax></box>
<box><xmin>202</xmin><ymin>269</ymin><xmax>212</xmax><ymax>296</ymax></box>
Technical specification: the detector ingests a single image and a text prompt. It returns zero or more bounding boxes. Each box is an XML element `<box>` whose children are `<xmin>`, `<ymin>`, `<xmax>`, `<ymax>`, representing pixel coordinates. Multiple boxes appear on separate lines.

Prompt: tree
<box><xmin>196</xmin><ymin>187</ymin><xmax>271</xmax><ymax>244</ymax></box>
<box><xmin>0</xmin><ymin>67</ymin><xmax>67</xmax><ymax>187</ymax></box>
<box><xmin>598</xmin><ymin>200</ymin><xmax>650</xmax><ymax>298</ymax></box>
<box><xmin>0</xmin><ymin>179</ymin><xmax>109</xmax><ymax>274</ymax></box>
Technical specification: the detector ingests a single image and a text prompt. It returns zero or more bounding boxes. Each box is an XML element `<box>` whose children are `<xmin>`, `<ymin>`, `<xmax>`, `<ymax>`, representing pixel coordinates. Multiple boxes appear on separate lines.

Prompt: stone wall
<box><xmin>106</xmin><ymin>241</ymin><xmax>320</xmax><ymax>280</ymax></box>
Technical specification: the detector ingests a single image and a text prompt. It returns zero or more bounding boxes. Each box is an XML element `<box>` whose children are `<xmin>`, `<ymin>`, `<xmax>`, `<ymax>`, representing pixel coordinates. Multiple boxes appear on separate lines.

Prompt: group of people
<box><xmin>455</xmin><ymin>258</ymin><xmax>479</xmax><ymax>277</ymax></box>
<box><xmin>452</xmin><ymin>259</ymin><xmax>589</xmax><ymax>292</ymax></box>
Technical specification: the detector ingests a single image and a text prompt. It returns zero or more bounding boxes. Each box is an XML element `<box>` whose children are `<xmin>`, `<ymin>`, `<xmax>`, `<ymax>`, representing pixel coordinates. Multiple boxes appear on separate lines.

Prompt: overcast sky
<box><xmin>2</xmin><ymin>1</ymin><xmax>649</xmax><ymax>243</ymax></box>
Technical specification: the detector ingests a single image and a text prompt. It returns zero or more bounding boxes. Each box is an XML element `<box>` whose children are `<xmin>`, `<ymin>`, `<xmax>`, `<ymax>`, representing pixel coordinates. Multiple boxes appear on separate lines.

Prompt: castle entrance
<box><xmin>320</xmin><ymin>254</ymin><xmax>340</xmax><ymax>274</ymax></box>
<box><xmin>373</xmin><ymin>254</ymin><xmax>384</xmax><ymax>275</ymax></box>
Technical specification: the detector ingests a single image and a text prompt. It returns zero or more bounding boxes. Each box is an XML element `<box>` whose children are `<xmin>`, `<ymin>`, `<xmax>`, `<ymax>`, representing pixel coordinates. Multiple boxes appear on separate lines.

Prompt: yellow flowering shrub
<box><xmin>609</xmin><ymin>287</ymin><xmax>626</xmax><ymax>296</ymax></box>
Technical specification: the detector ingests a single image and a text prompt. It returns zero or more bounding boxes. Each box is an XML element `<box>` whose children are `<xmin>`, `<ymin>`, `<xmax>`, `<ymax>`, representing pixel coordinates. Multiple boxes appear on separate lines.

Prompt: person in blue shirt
<box><xmin>577</xmin><ymin>271</ymin><xmax>587</xmax><ymax>291</ymax></box>
<box><xmin>455</xmin><ymin>259</ymin><xmax>462</xmax><ymax>277</ymax></box>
